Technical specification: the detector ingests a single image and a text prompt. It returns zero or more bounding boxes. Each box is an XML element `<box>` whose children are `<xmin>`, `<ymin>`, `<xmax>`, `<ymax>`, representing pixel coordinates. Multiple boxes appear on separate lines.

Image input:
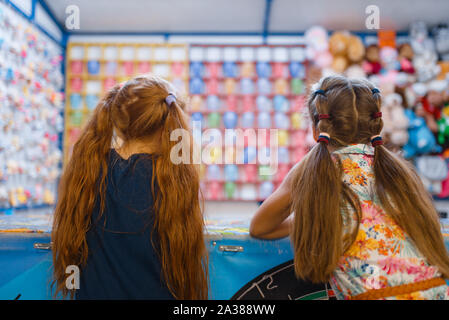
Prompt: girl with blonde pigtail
<box><xmin>251</xmin><ymin>75</ymin><xmax>449</xmax><ymax>300</ymax></box>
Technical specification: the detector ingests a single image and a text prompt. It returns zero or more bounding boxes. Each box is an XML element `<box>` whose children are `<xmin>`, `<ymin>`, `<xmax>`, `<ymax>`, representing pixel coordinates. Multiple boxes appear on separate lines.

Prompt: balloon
<box><xmin>207</xmin><ymin>79</ymin><xmax>219</xmax><ymax>94</ymax></box>
<box><xmin>105</xmin><ymin>61</ymin><xmax>117</xmax><ymax>75</ymax></box>
<box><xmin>241</xmin><ymin>112</ymin><xmax>255</xmax><ymax>128</ymax></box>
<box><xmin>273</xmin><ymin>95</ymin><xmax>289</xmax><ymax>112</ymax></box>
<box><xmin>289</xmin><ymin>62</ymin><xmax>305</xmax><ymax>78</ymax></box>
<box><xmin>190</xmin><ymin>62</ymin><xmax>204</xmax><ymax>78</ymax></box>
<box><xmin>256</xmin><ymin>96</ymin><xmax>271</xmax><ymax>112</ymax></box>
<box><xmin>223</xmin><ymin>111</ymin><xmax>238</xmax><ymax>129</ymax></box>
<box><xmin>85</xmin><ymin>94</ymin><xmax>99</xmax><ymax>110</ymax></box>
<box><xmin>226</xmin><ymin>95</ymin><xmax>238</xmax><ymax>110</ymax></box>
<box><xmin>240</xmin><ymin>78</ymin><xmax>254</xmax><ymax>94</ymax></box>
<box><xmin>272</xmin><ymin>63</ymin><xmax>287</xmax><ymax>78</ymax></box>
<box><xmin>241</xmin><ymin>183</ymin><xmax>257</xmax><ymax>200</ymax></box>
<box><xmin>258</xmin><ymin>165</ymin><xmax>271</xmax><ymax>181</ymax></box>
<box><xmin>224</xmin><ymin>182</ymin><xmax>236</xmax><ymax>199</ymax></box>
<box><xmin>224</xmin><ymin>79</ymin><xmax>236</xmax><ymax>94</ymax></box>
<box><xmin>207</xmin><ymin>62</ymin><xmax>220</xmax><ymax>78</ymax></box>
<box><xmin>191</xmin><ymin>112</ymin><xmax>204</xmax><ymax>128</ymax></box>
<box><xmin>278</xmin><ymin>147</ymin><xmax>290</xmax><ymax>164</ymax></box>
<box><xmin>104</xmin><ymin>77</ymin><xmax>116</xmax><ymax>91</ymax></box>
<box><xmin>257</xmin><ymin>78</ymin><xmax>271</xmax><ymax>94</ymax></box>
<box><xmin>291</xmin><ymin>112</ymin><xmax>302</xmax><ymax>129</ymax></box>
<box><xmin>190</xmin><ymin>78</ymin><xmax>205</xmax><ymax>94</ymax></box>
<box><xmin>207</xmin><ymin>164</ymin><xmax>221</xmax><ymax>180</ymax></box>
<box><xmin>224</xmin><ymin>164</ymin><xmax>239</xmax><ymax>181</ymax></box>
<box><xmin>207</xmin><ymin>95</ymin><xmax>220</xmax><ymax>111</ymax></box>
<box><xmin>274</xmin><ymin>112</ymin><xmax>290</xmax><ymax>129</ymax></box>
<box><xmin>71</xmin><ymin>77</ymin><xmax>82</xmax><ymax>91</ymax></box>
<box><xmin>191</xmin><ymin>95</ymin><xmax>204</xmax><ymax>111</ymax></box>
<box><xmin>256</xmin><ymin>62</ymin><xmax>271</xmax><ymax>78</ymax></box>
<box><xmin>274</xmin><ymin>79</ymin><xmax>288</xmax><ymax>95</ymax></box>
<box><xmin>171</xmin><ymin>62</ymin><xmax>184</xmax><ymax>77</ymax></box>
<box><xmin>208</xmin><ymin>181</ymin><xmax>222</xmax><ymax>200</ymax></box>
<box><xmin>70</xmin><ymin>61</ymin><xmax>83</xmax><ymax>74</ymax></box>
<box><xmin>259</xmin><ymin>181</ymin><xmax>274</xmax><ymax>199</ymax></box>
<box><xmin>70</xmin><ymin>94</ymin><xmax>82</xmax><ymax>110</ymax></box>
<box><xmin>70</xmin><ymin>111</ymin><xmax>83</xmax><ymax>126</ymax></box>
<box><xmin>242</xmin><ymin>95</ymin><xmax>254</xmax><ymax>111</ymax></box>
<box><xmin>122</xmin><ymin>61</ymin><xmax>134</xmax><ymax>76</ymax></box>
<box><xmin>240</xmin><ymin>62</ymin><xmax>254</xmax><ymax>78</ymax></box>
<box><xmin>278</xmin><ymin>130</ymin><xmax>289</xmax><ymax>146</ymax></box>
<box><xmin>258</xmin><ymin>112</ymin><xmax>271</xmax><ymax>128</ymax></box>
<box><xmin>291</xmin><ymin>78</ymin><xmax>304</xmax><ymax>95</ymax></box>
<box><xmin>223</xmin><ymin>62</ymin><xmax>238</xmax><ymax>78</ymax></box>
<box><xmin>244</xmin><ymin>165</ymin><xmax>257</xmax><ymax>182</ymax></box>
<box><xmin>87</xmin><ymin>60</ymin><xmax>100</xmax><ymax>75</ymax></box>
<box><xmin>207</xmin><ymin>112</ymin><xmax>220</xmax><ymax>128</ymax></box>
<box><xmin>244</xmin><ymin>146</ymin><xmax>257</xmax><ymax>164</ymax></box>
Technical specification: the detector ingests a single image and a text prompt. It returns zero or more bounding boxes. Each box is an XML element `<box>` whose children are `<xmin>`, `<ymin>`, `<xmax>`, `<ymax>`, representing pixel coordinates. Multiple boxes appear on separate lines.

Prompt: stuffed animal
<box><xmin>397</xmin><ymin>43</ymin><xmax>415</xmax><ymax>74</ymax></box>
<box><xmin>410</xmin><ymin>21</ymin><xmax>441</xmax><ymax>82</ymax></box>
<box><xmin>415</xmin><ymin>155</ymin><xmax>448</xmax><ymax>195</ymax></box>
<box><xmin>305</xmin><ymin>26</ymin><xmax>333</xmax><ymax>69</ymax></box>
<box><xmin>402</xmin><ymin>108</ymin><xmax>442</xmax><ymax>158</ymax></box>
<box><xmin>437</xmin><ymin>103</ymin><xmax>449</xmax><ymax>146</ymax></box>
<box><xmin>420</xmin><ymin>79</ymin><xmax>449</xmax><ymax>134</ymax></box>
<box><xmin>347</xmin><ymin>35</ymin><xmax>365</xmax><ymax>64</ymax></box>
<box><xmin>328</xmin><ymin>31</ymin><xmax>366</xmax><ymax>74</ymax></box>
<box><xmin>362</xmin><ymin>44</ymin><xmax>382</xmax><ymax>75</ymax></box>
<box><xmin>431</xmin><ymin>23</ymin><xmax>449</xmax><ymax>61</ymax></box>
<box><xmin>379</xmin><ymin>46</ymin><xmax>400</xmax><ymax>72</ymax></box>
<box><xmin>381</xmin><ymin>93</ymin><xmax>409</xmax><ymax>147</ymax></box>
<box><xmin>328</xmin><ymin>31</ymin><xmax>350</xmax><ymax>73</ymax></box>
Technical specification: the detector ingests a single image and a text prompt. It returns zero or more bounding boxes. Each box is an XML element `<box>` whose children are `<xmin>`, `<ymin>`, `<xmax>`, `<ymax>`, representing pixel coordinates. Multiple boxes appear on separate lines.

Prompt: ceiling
<box><xmin>44</xmin><ymin>0</ymin><xmax>449</xmax><ymax>34</ymax></box>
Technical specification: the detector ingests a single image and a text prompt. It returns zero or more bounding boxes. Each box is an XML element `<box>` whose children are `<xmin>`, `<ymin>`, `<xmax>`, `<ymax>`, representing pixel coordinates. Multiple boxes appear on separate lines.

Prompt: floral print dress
<box><xmin>329</xmin><ymin>144</ymin><xmax>449</xmax><ymax>300</ymax></box>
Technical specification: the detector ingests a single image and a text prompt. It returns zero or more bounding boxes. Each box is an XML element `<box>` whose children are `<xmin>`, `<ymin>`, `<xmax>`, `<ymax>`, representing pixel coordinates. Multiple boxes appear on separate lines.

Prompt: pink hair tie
<box><xmin>318</xmin><ymin>114</ymin><xmax>330</xmax><ymax>120</ymax></box>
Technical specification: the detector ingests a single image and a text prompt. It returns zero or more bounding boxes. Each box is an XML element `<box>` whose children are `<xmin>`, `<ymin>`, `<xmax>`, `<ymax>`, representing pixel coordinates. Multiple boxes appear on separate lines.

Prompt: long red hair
<box><xmin>52</xmin><ymin>75</ymin><xmax>208</xmax><ymax>299</ymax></box>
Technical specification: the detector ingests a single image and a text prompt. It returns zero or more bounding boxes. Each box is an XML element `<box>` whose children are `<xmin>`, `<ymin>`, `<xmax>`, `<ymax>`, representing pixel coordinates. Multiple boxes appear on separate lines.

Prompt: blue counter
<box><xmin>1</xmin><ymin>218</ymin><xmax>448</xmax><ymax>300</ymax></box>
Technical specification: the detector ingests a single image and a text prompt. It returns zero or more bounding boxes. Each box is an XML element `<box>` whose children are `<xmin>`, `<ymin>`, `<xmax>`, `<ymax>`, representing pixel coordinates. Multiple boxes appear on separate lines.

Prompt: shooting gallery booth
<box><xmin>0</xmin><ymin>0</ymin><xmax>449</xmax><ymax>301</ymax></box>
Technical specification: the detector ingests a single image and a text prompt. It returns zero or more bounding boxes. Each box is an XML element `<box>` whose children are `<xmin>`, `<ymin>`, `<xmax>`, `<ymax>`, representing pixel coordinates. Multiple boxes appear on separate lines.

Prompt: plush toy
<box><xmin>362</xmin><ymin>44</ymin><xmax>382</xmax><ymax>75</ymax></box>
<box><xmin>329</xmin><ymin>31</ymin><xmax>350</xmax><ymax>73</ymax></box>
<box><xmin>431</xmin><ymin>23</ymin><xmax>449</xmax><ymax>61</ymax></box>
<box><xmin>410</xmin><ymin>21</ymin><xmax>441</xmax><ymax>82</ymax></box>
<box><xmin>381</xmin><ymin>93</ymin><xmax>409</xmax><ymax>147</ymax></box>
<box><xmin>402</xmin><ymin>108</ymin><xmax>442</xmax><ymax>158</ymax></box>
<box><xmin>420</xmin><ymin>80</ymin><xmax>449</xmax><ymax>134</ymax></box>
<box><xmin>397</xmin><ymin>43</ymin><xmax>415</xmax><ymax>74</ymax></box>
<box><xmin>304</xmin><ymin>26</ymin><xmax>333</xmax><ymax>69</ymax></box>
<box><xmin>345</xmin><ymin>64</ymin><xmax>366</xmax><ymax>79</ymax></box>
<box><xmin>437</xmin><ymin>103</ymin><xmax>449</xmax><ymax>146</ymax></box>
<box><xmin>415</xmin><ymin>155</ymin><xmax>448</xmax><ymax>195</ymax></box>
<box><xmin>380</xmin><ymin>46</ymin><xmax>400</xmax><ymax>72</ymax></box>
<box><xmin>347</xmin><ymin>35</ymin><xmax>365</xmax><ymax>64</ymax></box>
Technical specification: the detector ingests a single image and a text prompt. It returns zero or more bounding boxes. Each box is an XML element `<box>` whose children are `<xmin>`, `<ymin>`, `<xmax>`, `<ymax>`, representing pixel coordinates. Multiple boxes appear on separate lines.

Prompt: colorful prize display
<box><xmin>65</xmin><ymin>43</ymin><xmax>189</xmax><ymax>163</ymax></box>
<box><xmin>0</xmin><ymin>3</ymin><xmax>64</xmax><ymax>210</ymax></box>
<box><xmin>189</xmin><ymin>45</ymin><xmax>310</xmax><ymax>201</ymax></box>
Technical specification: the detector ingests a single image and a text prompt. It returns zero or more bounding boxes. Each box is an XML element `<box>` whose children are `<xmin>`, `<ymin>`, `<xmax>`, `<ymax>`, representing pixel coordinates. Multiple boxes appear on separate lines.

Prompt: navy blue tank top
<box><xmin>76</xmin><ymin>149</ymin><xmax>174</xmax><ymax>299</ymax></box>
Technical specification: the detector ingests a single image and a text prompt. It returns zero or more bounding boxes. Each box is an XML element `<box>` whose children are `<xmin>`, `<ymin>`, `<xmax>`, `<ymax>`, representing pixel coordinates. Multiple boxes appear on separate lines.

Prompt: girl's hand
<box><xmin>249</xmin><ymin>163</ymin><xmax>298</xmax><ymax>240</ymax></box>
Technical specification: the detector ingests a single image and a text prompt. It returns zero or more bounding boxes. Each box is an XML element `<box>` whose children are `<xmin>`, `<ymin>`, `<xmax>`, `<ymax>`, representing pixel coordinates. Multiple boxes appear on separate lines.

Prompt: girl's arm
<box><xmin>249</xmin><ymin>163</ymin><xmax>298</xmax><ymax>240</ymax></box>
